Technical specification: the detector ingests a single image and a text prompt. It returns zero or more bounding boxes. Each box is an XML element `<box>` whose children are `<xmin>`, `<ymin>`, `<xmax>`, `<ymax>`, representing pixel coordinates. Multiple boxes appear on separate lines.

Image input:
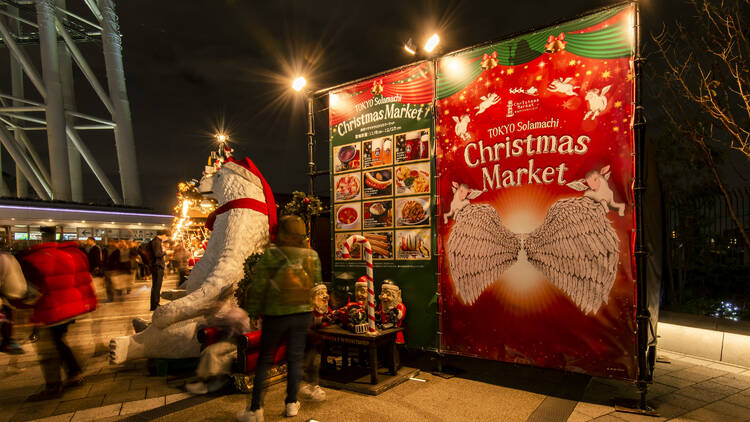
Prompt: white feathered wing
<box><xmin>446</xmin><ymin>204</ymin><xmax>521</xmax><ymax>305</ymax></box>
<box><xmin>524</xmin><ymin>197</ymin><xmax>620</xmax><ymax>314</ymax></box>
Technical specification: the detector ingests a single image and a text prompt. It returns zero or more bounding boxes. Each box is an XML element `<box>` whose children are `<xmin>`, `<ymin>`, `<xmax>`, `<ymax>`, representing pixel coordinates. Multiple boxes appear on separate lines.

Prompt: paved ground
<box><xmin>0</xmin><ymin>274</ymin><xmax>748</xmax><ymax>422</ymax></box>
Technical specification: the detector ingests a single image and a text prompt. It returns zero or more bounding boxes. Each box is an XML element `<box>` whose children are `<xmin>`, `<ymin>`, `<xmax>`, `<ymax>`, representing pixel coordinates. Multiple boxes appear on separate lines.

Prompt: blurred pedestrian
<box><xmin>149</xmin><ymin>230</ymin><xmax>169</xmax><ymax>311</ymax></box>
<box><xmin>85</xmin><ymin>237</ymin><xmax>102</xmax><ymax>277</ymax></box>
<box><xmin>173</xmin><ymin>242</ymin><xmax>189</xmax><ymax>288</ymax></box>
<box><xmin>117</xmin><ymin>240</ymin><xmax>133</xmax><ymax>294</ymax></box>
<box><xmin>20</xmin><ymin>228</ymin><xmax>97</xmax><ymax>400</ymax></box>
<box><xmin>103</xmin><ymin>238</ymin><xmax>119</xmax><ymax>301</ymax></box>
<box><xmin>238</xmin><ymin>216</ymin><xmax>319</xmax><ymax>422</ymax></box>
<box><xmin>0</xmin><ymin>251</ymin><xmax>36</xmax><ymax>355</ymax></box>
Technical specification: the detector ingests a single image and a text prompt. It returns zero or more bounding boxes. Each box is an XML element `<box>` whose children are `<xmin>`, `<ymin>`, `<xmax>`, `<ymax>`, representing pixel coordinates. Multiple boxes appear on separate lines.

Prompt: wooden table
<box><xmin>317</xmin><ymin>326</ymin><xmax>404</xmax><ymax>385</ymax></box>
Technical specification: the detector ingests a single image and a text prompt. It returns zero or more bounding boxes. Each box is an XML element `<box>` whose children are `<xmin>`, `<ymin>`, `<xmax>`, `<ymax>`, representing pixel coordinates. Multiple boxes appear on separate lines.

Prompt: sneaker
<box><xmin>285</xmin><ymin>401</ymin><xmax>300</xmax><ymax>417</ymax></box>
<box><xmin>237</xmin><ymin>408</ymin><xmax>263</xmax><ymax>422</ymax></box>
<box><xmin>299</xmin><ymin>384</ymin><xmax>326</xmax><ymax>402</ymax></box>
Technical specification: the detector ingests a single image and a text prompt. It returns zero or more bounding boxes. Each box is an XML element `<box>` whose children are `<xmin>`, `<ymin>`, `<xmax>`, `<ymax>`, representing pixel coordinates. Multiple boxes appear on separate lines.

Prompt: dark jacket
<box><xmin>150</xmin><ymin>237</ymin><xmax>165</xmax><ymax>268</ymax></box>
<box><xmin>87</xmin><ymin>244</ymin><xmax>102</xmax><ymax>272</ymax></box>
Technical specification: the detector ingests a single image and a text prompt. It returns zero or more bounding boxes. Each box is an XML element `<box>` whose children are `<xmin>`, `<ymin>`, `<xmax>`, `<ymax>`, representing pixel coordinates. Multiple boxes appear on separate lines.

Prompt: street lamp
<box><xmin>292</xmin><ymin>76</ymin><xmax>307</xmax><ymax>92</ymax></box>
<box><xmin>291</xmin><ymin>77</ymin><xmax>315</xmax><ymax>195</ymax></box>
<box><xmin>424</xmin><ymin>33</ymin><xmax>440</xmax><ymax>53</ymax></box>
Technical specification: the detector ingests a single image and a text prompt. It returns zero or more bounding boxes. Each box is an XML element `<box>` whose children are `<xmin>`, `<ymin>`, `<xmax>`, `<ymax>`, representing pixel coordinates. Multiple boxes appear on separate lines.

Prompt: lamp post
<box><xmin>292</xmin><ymin>77</ymin><xmax>316</xmax><ymax>196</ymax></box>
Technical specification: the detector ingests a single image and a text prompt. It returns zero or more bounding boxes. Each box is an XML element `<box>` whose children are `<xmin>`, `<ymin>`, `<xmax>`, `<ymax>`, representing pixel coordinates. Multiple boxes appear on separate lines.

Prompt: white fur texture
<box><xmin>110</xmin><ymin>163</ymin><xmax>269</xmax><ymax>363</ymax></box>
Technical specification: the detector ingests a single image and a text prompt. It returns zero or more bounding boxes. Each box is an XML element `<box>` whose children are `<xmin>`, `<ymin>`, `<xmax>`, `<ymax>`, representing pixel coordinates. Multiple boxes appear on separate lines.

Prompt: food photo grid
<box><xmin>333</xmin><ymin>128</ymin><xmax>432</xmax><ymax>261</ymax></box>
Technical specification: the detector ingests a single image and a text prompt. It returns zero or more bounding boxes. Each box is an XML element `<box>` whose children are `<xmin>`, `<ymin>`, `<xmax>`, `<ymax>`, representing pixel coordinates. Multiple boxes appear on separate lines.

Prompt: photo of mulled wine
<box><xmin>395</xmin><ymin>129</ymin><xmax>430</xmax><ymax>163</ymax></box>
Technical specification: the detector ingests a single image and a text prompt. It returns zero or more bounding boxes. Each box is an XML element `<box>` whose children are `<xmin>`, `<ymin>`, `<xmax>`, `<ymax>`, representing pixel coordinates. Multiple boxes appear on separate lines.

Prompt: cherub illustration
<box><xmin>443</xmin><ymin>182</ymin><xmax>484</xmax><ymax>223</ymax></box>
<box><xmin>475</xmin><ymin>93</ymin><xmax>501</xmax><ymax>115</ymax></box>
<box><xmin>583</xmin><ymin>85</ymin><xmax>611</xmax><ymax>120</ymax></box>
<box><xmin>453</xmin><ymin>114</ymin><xmax>471</xmax><ymax>140</ymax></box>
<box><xmin>547</xmin><ymin>77</ymin><xmax>579</xmax><ymax>96</ymax></box>
<box><xmin>566</xmin><ymin>165</ymin><xmax>625</xmax><ymax>216</ymax></box>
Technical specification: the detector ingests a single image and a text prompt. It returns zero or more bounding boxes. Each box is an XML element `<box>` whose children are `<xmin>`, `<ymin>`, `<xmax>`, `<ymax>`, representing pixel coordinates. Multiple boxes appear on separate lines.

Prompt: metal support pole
<box><xmin>36</xmin><ymin>0</ymin><xmax>72</xmax><ymax>200</ymax></box>
<box><xmin>55</xmin><ymin>17</ymin><xmax>113</xmax><ymax>114</ymax></box>
<box><xmin>99</xmin><ymin>0</ymin><xmax>141</xmax><ymax>205</ymax></box>
<box><xmin>57</xmin><ymin>0</ymin><xmax>82</xmax><ymax>202</ymax></box>
<box><xmin>0</xmin><ymin>124</ymin><xmax>52</xmax><ymax>200</ymax></box>
<box><xmin>65</xmin><ymin>127</ymin><xmax>123</xmax><ymax>204</ymax></box>
<box><xmin>0</xmin><ymin>19</ymin><xmax>47</xmax><ymax>98</ymax></box>
<box><xmin>306</xmin><ymin>95</ymin><xmax>315</xmax><ymax>195</ymax></box>
<box><xmin>6</xmin><ymin>6</ymin><xmax>29</xmax><ymax>198</ymax></box>
<box><xmin>632</xmin><ymin>3</ymin><xmax>651</xmax><ymax>410</ymax></box>
<box><xmin>0</xmin><ymin>144</ymin><xmax>10</xmax><ymax>197</ymax></box>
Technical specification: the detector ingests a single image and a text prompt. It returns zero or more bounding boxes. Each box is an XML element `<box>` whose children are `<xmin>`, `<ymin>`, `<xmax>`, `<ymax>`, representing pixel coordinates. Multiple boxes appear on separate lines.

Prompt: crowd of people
<box><xmin>0</xmin><ymin>229</ymin><xmax>190</xmax><ymax>396</ymax></box>
<box><xmin>1</xmin><ymin>217</ymin><xmax>331</xmax><ymax>421</ymax></box>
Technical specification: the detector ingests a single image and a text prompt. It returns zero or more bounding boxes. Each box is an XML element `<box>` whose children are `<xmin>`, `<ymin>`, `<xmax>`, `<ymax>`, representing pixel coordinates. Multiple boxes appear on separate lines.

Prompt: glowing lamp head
<box><xmin>216</xmin><ymin>134</ymin><xmax>227</xmax><ymax>143</ymax></box>
<box><xmin>292</xmin><ymin>76</ymin><xmax>307</xmax><ymax>91</ymax></box>
<box><xmin>424</xmin><ymin>33</ymin><xmax>440</xmax><ymax>53</ymax></box>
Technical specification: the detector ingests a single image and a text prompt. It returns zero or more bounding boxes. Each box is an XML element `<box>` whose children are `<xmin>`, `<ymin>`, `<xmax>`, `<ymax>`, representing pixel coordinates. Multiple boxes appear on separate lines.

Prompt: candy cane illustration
<box><xmin>341</xmin><ymin>235</ymin><xmax>376</xmax><ymax>335</ymax></box>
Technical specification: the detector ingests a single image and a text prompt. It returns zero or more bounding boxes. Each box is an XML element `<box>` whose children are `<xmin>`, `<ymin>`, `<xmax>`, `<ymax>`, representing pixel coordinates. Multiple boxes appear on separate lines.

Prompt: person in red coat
<box><xmin>19</xmin><ymin>229</ymin><xmax>97</xmax><ymax>400</ymax></box>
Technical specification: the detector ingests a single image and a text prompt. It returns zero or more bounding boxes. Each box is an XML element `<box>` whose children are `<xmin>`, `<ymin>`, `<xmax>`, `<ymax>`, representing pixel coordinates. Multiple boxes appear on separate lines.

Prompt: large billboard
<box><xmin>435</xmin><ymin>4</ymin><xmax>638</xmax><ymax>380</ymax></box>
<box><xmin>329</xmin><ymin>62</ymin><xmax>438</xmax><ymax>350</ymax></box>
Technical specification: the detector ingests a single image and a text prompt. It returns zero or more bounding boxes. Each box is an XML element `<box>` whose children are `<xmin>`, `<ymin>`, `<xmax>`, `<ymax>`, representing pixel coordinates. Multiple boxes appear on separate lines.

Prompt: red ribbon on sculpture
<box><xmin>341</xmin><ymin>235</ymin><xmax>376</xmax><ymax>335</ymax></box>
<box><xmin>205</xmin><ymin>198</ymin><xmax>269</xmax><ymax>231</ymax></box>
<box><xmin>480</xmin><ymin>51</ymin><xmax>498</xmax><ymax>70</ymax></box>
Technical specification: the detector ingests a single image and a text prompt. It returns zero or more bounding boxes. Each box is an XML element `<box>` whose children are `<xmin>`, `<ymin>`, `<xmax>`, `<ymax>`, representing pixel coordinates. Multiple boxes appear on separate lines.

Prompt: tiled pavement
<box><xmin>0</xmin><ymin>274</ymin><xmax>748</xmax><ymax>421</ymax></box>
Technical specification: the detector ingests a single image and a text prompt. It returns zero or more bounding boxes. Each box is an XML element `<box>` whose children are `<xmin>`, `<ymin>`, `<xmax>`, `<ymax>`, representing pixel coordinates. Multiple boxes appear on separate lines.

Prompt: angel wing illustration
<box><xmin>447</xmin><ymin>204</ymin><xmax>522</xmax><ymax>305</ymax></box>
<box><xmin>446</xmin><ymin>196</ymin><xmax>620</xmax><ymax>314</ymax></box>
<box><xmin>525</xmin><ymin>197</ymin><xmax>620</xmax><ymax>313</ymax></box>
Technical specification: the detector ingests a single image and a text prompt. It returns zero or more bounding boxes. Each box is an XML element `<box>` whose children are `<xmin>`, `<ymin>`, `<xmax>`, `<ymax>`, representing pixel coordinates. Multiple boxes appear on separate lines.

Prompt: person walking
<box><xmin>238</xmin><ymin>216</ymin><xmax>319</xmax><ymax>422</ymax></box>
<box><xmin>149</xmin><ymin>231</ymin><xmax>169</xmax><ymax>311</ymax></box>
<box><xmin>0</xmin><ymin>251</ymin><xmax>34</xmax><ymax>355</ymax></box>
<box><xmin>85</xmin><ymin>237</ymin><xmax>102</xmax><ymax>277</ymax></box>
<box><xmin>20</xmin><ymin>228</ymin><xmax>97</xmax><ymax>400</ymax></box>
<box><xmin>173</xmin><ymin>242</ymin><xmax>189</xmax><ymax>288</ymax></box>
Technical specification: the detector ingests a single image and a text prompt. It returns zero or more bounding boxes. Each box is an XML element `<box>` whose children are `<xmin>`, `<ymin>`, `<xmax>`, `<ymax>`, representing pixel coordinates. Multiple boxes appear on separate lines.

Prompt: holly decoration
<box><xmin>282</xmin><ymin>191</ymin><xmax>323</xmax><ymax>232</ymax></box>
<box><xmin>234</xmin><ymin>252</ymin><xmax>264</xmax><ymax>308</ymax></box>
<box><xmin>371</xmin><ymin>79</ymin><xmax>384</xmax><ymax>95</ymax></box>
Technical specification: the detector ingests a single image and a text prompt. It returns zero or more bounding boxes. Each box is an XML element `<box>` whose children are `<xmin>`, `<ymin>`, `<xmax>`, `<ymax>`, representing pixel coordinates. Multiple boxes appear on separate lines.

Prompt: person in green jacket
<box><xmin>238</xmin><ymin>215</ymin><xmax>320</xmax><ymax>422</ymax></box>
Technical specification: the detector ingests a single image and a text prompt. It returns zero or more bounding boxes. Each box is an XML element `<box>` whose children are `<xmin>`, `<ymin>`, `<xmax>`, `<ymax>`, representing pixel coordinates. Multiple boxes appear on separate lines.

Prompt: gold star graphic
<box><xmin>536</xmin><ymin>75</ymin><xmax>542</xmax><ymax>81</ymax></box>
<box><xmin>506</xmin><ymin>68</ymin><xmax>514</xmax><ymax>75</ymax></box>
<box><xmin>614</xmin><ymin>101</ymin><xmax>622</xmax><ymax>108</ymax></box>
<box><xmin>569</xmin><ymin>60</ymin><xmax>577</xmax><ymax>66</ymax></box>
<box><xmin>613</xmin><ymin>127</ymin><xmax>619</xmax><ymax>132</ymax></box>
<box><xmin>602</xmin><ymin>70</ymin><xmax>611</xmax><ymax>78</ymax></box>
<box><xmin>586</xmin><ymin>70</ymin><xmax>592</xmax><ymax>75</ymax></box>
<box><xmin>444</xmin><ymin>110</ymin><xmax>450</xmax><ymax>115</ymax></box>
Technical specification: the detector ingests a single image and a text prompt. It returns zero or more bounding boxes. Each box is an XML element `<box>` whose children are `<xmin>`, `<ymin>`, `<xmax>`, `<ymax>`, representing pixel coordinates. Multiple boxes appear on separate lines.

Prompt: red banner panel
<box><xmin>435</xmin><ymin>4</ymin><xmax>638</xmax><ymax>380</ymax></box>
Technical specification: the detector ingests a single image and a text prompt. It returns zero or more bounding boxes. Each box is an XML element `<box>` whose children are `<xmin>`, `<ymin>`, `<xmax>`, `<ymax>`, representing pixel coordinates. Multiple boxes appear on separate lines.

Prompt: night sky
<box><xmin>1</xmin><ymin>1</ymin><xmax>680</xmax><ymax>212</ymax></box>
